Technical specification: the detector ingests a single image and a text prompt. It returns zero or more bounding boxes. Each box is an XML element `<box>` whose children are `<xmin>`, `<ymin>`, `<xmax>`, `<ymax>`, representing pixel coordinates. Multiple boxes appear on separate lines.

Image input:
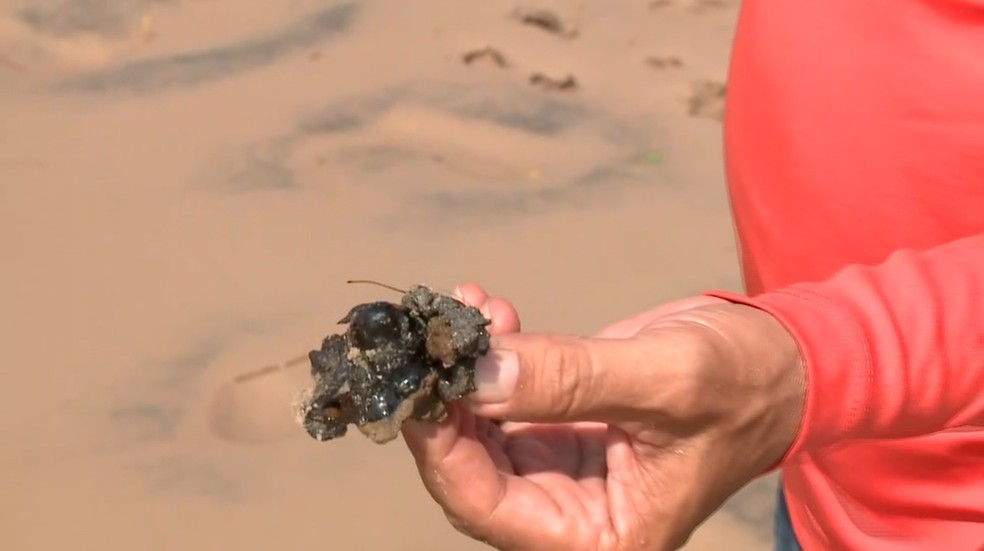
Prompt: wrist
<box><xmin>699</xmin><ymin>303</ymin><xmax>806</xmax><ymax>470</ymax></box>
<box><xmin>742</xmin><ymin>304</ymin><xmax>806</xmax><ymax>467</ymax></box>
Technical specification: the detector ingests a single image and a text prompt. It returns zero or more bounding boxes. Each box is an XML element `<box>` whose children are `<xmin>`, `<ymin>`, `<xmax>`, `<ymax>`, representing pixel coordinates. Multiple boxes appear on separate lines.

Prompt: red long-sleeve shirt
<box><xmin>707</xmin><ymin>1</ymin><xmax>984</xmax><ymax>549</ymax></box>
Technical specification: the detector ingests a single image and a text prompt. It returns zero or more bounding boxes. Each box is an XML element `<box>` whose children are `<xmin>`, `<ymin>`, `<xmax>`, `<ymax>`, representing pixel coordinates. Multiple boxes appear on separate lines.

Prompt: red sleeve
<box><xmin>708</xmin><ymin>232</ymin><xmax>984</xmax><ymax>459</ymax></box>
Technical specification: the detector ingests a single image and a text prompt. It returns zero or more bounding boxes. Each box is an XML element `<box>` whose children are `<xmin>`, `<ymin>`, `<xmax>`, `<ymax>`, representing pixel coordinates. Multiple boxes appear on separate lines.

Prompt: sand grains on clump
<box><xmin>296</xmin><ymin>283</ymin><xmax>491</xmax><ymax>444</ymax></box>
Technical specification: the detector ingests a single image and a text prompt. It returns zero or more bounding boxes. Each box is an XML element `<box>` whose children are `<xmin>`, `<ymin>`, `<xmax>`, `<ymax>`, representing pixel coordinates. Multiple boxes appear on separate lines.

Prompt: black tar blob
<box><xmin>298</xmin><ymin>284</ymin><xmax>491</xmax><ymax>444</ymax></box>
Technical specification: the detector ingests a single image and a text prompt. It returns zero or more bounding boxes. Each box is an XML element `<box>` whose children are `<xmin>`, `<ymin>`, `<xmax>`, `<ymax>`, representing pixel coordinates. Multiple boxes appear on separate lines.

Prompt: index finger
<box><xmin>454</xmin><ymin>282</ymin><xmax>522</xmax><ymax>335</ymax></box>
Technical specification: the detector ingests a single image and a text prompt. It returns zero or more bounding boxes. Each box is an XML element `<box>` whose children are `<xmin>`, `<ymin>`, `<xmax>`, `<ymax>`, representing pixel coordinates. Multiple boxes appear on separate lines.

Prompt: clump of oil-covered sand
<box><xmin>295</xmin><ymin>284</ymin><xmax>491</xmax><ymax>444</ymax></box>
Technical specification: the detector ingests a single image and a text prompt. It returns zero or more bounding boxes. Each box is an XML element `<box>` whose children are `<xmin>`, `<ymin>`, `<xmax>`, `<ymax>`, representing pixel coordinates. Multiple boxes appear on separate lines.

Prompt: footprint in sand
<box><xmin>205</xmin><ymin>354</ymin><xmax>312</xmax><ymax>445</ymax></box>
<box><xmin>201</xmin><ymin>81</ymin><xmax>655</xmax><ymax>221</ymax></box>
<box><xmin>688</xmin><ymin>79</ymin><xmax>726</xmax><ymax>121</ymax></box>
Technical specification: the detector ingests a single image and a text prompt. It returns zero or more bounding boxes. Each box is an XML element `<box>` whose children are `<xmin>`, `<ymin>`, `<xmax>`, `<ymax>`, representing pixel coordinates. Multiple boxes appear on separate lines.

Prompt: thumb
<box><xmin>465</xmin><ymin>333</ymin><xmax>691</xmax><ymax>423</ymax></box>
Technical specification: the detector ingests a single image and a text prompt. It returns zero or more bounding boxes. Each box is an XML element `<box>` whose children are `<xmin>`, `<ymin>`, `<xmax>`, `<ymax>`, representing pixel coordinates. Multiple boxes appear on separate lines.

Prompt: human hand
<box><xmin>401</xmin><ymin>283</ymin><xmax>805</xmax><ymax>551</ymax></box>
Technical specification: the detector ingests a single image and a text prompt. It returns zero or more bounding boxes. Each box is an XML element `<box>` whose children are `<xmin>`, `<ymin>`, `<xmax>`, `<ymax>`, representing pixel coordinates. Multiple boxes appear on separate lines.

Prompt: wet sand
<box><xmin>0</xmin><ymin>1</ymin><xmax>778</xmax><ymax>549</ymax></box>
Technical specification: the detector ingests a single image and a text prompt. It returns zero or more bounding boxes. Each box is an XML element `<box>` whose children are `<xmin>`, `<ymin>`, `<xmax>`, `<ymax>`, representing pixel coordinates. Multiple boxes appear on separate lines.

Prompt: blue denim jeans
<box><xmin>775</xmin><ymin>480</ymin><xmax>804</xmax><ymax>551</ymax></box>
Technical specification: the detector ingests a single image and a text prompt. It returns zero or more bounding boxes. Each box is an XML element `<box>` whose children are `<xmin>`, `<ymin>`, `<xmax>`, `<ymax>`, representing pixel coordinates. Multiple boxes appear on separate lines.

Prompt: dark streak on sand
<box><xmin>108</xmin><ymin>402</ymin><xmax>186</xmax><ymax>445</ymax></box>
<box><xmin>300</xmin><ymin>83</ymin><xmax>587</xmax><ymax>137</ymax></box>
<box><xmin>204</xmin><ymin>84</ymin><xmax>659</xmax><ymax>215</ymax></box>
<box><xmin>135</xmin><ymin>455</ymin><xmax>241</xmax><ymax>501</ymax></box>
<box><xmin>108</xmin><ymin>338</ymin><xmax>227</xmax><ymax>446</ymax></box>
<box><xmin>56</xmin><ymin>3</ymin><xmax>357</xmax><ymax>94</ymax></box>
<box><xmin>16</xmin><ymin>0</ymin><xmax>143</xmax><ymax>38</ymax></box>
<box><xmin>224</xmin><ymin>141</ymin><xmax>299</xmax><ymax>191</ymax></box>
<box><xmin>409</xmin><ymin>151</ymin><xmax>655</xmax><ymax>216</ymax></box>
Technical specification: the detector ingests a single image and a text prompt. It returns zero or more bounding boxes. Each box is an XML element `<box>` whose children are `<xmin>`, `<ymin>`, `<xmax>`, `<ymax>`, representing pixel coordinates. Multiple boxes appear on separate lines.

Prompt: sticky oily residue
<box><xmin>295</xmin><ymin>284</ymin><xmax>491</xmax><ymax>444</ymax></box>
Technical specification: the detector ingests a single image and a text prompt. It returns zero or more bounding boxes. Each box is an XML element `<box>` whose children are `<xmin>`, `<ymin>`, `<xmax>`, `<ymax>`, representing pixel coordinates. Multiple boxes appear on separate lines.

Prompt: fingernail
<box><xmin>479</xmin><ymin>303</ymin><xmax>491</xmax><ymax>320</ymax></box>
<box><xmin>472</xmin><ymin>349</ymin><xmax>518</xmax><ymax>403</ymax></box>
<box><xmin>452</xmin><ymin>286</ymin><xmax>464</xmax><ymax>300</ymax></box>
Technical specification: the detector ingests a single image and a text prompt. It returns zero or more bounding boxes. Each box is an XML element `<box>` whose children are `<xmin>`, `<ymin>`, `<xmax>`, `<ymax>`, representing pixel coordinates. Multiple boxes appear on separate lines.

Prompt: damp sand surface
<box><xmin>0</xmin><ymin>1</ymin><xmax>778</xmax><ymax>549</ymax></box>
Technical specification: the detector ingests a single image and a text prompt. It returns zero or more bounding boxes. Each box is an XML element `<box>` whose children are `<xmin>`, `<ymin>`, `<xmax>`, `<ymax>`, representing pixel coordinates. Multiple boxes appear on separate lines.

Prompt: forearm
<box><xmin>709</xmin><ymin>232</ymin><xmax>984</xmax><ymax>458</ymax></box>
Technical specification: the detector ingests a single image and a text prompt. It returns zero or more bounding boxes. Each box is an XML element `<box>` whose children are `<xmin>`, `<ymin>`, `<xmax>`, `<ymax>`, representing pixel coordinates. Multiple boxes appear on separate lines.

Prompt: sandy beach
<box><xmin>0</xmin><ymin>1</ymin><xmax>779</xmax><ymax>549</ymax></box>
